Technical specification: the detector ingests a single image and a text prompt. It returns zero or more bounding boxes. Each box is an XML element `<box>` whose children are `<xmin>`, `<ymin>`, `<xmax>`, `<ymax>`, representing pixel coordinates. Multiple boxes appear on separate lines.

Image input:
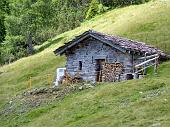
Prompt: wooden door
<box><xmin>95</xmin><ymin>59</ymin><xmax>105</xmax><ymax>82</ymax></box>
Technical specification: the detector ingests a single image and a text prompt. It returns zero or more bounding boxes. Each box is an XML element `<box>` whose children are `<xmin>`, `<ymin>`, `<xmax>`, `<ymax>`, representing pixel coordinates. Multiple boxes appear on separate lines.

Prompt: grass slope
<box><xmin>0</xmin><ymin>0</ymin><xmax>170</xmax><ymax>126</ymax></box>
<box><xmin>1</xmin><ymin>62</ymin><xmax>170</xmax><ymax>127</ymax></box>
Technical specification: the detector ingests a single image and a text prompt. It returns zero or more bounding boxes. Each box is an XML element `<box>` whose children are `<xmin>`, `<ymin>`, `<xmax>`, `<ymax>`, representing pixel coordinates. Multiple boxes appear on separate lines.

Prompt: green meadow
<box><xmin>0</xmin><ymin>0</ymin><xmax>170</xmax><ymax>126</ymax></box>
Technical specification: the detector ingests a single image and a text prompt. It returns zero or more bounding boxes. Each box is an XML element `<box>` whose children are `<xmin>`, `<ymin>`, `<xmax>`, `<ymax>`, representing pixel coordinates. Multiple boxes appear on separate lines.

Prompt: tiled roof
<box><xmin>54</xmin><ymin>30</ymin><xmax>169</xmax><ymax>60</ymax></box>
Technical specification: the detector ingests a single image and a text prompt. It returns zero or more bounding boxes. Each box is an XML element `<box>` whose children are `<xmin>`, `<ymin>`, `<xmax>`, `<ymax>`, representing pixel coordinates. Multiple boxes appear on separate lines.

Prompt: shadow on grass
<box><xmin>36</xmin><ymin>36</ymin><xmax>64</xmax><ymax>53</ymax></box>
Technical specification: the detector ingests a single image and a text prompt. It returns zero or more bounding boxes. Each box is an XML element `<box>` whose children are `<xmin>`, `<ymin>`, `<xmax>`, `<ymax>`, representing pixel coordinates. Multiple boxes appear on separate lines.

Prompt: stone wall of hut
<box><xmin>65</xmin><ymin>37</ymin><xmax>133</xmax><ymax>82</ymax></box>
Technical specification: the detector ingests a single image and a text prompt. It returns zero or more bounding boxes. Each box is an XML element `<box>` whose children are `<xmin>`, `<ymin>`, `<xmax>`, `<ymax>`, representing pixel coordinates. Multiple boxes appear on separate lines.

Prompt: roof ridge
<box><xmin>54</xmin><ymin>30</ymin><xmax>169</xmax><ymax>60</ymax></box>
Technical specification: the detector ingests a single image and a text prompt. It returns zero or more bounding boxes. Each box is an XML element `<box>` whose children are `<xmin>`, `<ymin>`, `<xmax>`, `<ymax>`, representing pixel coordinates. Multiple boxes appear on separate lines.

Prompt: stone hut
<box><xmin>54</xmin><ymin>30</ymin><xmax>169</xmax><ymax>83</ymax></box>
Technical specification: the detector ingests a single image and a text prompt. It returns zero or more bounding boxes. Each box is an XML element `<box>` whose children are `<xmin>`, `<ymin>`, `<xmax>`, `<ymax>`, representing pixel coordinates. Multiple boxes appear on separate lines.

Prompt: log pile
<box><xmin>62</xmin><ymin>70</ymin><xmax>82</xmax><ymax>84</ymax></box>
<box><xmin>102</xmin><ymin>62</ymin><xmax>123</xmax><ymax>82</ymax></box>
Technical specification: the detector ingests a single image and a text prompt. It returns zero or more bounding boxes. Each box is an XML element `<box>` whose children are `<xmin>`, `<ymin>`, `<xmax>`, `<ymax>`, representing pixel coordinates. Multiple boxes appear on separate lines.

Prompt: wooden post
<box><xmin>64</xmin><ymin>70</ymin><xmax>67</xmax><ymax>84</ymax></box>
<box><xmin>144</xmin><ymin>53</ymin><xmax>147</xmax><ymax>75</ymax></box>
<box><xmin>118</xmin><ymin>74</ymin><xmax>120</xmax><ymax>82</ymax></box>
<box><xmin>99</xmin><ymin>70</ymin><xmax>102</xmax><ymax>82</ymax></box>
<box><xmin>142</xmin><ymin>66</ymin><xmax>144</xmax><ymax>76</ymax></box>
<box><xmin>132</xmin><ymin>53</ymin><xmax>135</xmax><ymax>73</ymax></box>
<box><xmin>134</xmin><ymin>67</ymin><xmax>138</xmax><ymax>79</ymax></box>
<box><xmin>154</xmin><ymin>58</ymin><xmax>158</xmax><ymax>74</ymax></box>
<box><xmin>134</xmin><ymin>73</ymin><xmax>138</xmax><ymax>79</ymax></box>
<box><xmin>47</xmin><ymin>74</ymin><xmax>53</xmax><ymax>86</ymax></box>
<box><xmin>28</xmin><ymin>77</ymin><xmax>32</xmax><ymax>90</ymax></box>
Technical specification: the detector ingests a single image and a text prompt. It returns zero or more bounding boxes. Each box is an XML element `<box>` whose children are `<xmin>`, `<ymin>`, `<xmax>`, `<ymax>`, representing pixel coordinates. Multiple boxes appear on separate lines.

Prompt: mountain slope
<box><xmin>0</xmin><ymin>0</ymin><xmax>169</xmax><ymax>109</ymax></box>
<box><xmin>1</xmin><ymin>61</ymin><xmax>170</xmax><ymax>127</ymax></box>
<box><xmin>0</xmin><ymin>0</ymin><xmax>170</xmax><ymax>126</ymax></box>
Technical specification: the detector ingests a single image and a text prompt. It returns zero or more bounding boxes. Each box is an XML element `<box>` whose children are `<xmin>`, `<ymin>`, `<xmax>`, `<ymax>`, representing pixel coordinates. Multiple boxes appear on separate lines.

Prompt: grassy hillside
<box><xmin>0</xmin><ymin>0</ymin><xmax>170</xmax><ymax>126</ymax></box>
<box><xmin>1</xmin><ymin>62</ymin><xmax>170</xmax><ymax>127</ymax></box>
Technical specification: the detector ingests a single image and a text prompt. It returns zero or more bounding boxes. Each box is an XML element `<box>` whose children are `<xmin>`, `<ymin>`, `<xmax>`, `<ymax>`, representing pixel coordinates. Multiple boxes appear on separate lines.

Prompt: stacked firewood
<box><xmin>102</xmin><ymin>62</ymin><xmax>123</xmax><ymax>82</ymax></box>
<box><xmin>62</xmin><ymin>70</ymin><xmax>82</xmax><ymax>84</ymax></box>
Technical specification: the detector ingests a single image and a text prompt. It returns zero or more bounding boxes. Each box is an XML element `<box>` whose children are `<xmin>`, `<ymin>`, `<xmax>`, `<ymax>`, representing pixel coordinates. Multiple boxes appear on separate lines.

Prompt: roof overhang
<box><xmin>54</xmin><ymin>31</ymin><xmax>126</xmax><ymax>55</ymax></box>
<box><xmin>54</xmin><ymin>30</ymin><xmax>170</xmax><ymax>60</ymax></box>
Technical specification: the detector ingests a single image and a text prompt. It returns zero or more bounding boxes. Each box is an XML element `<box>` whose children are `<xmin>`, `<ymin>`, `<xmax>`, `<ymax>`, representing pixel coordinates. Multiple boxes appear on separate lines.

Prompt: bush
<box><xmin>100</xmin><ymin>0</ymin><xmax>150</xmax><ymax>8</ymax></box>
<box><xmin>86</xmin><ymin>0</ymin><xmax>99</xmax><ymax>19</ymax></box>
<box><xmin>86</xmin><ymin>0</ymin><xmax>107</xmax><ymax>19</ymax></box>
<box><xmin>1</xmin><ymin>35</ymin><xmax>27</xmax><ymax>64</ymax></box>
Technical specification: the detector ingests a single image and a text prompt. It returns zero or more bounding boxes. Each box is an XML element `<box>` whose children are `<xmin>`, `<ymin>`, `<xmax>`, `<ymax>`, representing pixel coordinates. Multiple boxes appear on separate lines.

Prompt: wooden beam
<box><xmin>137</xmin><ymin>54</ymin><xmax>159</xmax><ymax>60</ymax></box>
<box><xmin>135</xmin><ymin>56</ymin><xmax>159</xmax><ymax>68</ymax></box>
<box><xmin>144</xmin><ymin>53</ymin><xmax>147</xmax><ymax>75</ymax></box>
<box><xmin>135</xmin><ymin>63</ymin><xmax>155</xmax><ymax>73</ymax></box>
<box><xmin>154</xmin><ymin>57</ymin><xmax>158</xmax><ymax>74</ymax></box>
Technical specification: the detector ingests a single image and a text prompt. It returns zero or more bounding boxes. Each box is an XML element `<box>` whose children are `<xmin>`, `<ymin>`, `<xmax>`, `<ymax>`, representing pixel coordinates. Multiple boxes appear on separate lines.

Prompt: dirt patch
<box><xmin>0</xmin><ymin>83</ymin><xmax>95</xmax><ymax>117</ymax></box>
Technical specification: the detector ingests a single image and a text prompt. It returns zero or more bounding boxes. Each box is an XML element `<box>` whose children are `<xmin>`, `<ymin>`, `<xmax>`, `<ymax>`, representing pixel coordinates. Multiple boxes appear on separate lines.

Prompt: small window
<box><xmin>79</xmin><ymin>61</ymin><xmax>82</xmax><ymax>70</ymax></box>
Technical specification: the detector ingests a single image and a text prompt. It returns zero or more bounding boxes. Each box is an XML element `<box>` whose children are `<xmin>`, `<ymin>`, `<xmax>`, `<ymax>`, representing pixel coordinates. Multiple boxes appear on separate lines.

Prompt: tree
<box><xmin>0</xmin><ymin>0</ymin><xmax>10</xmax><ymax>64</ymax></box>
<box><xmin>0</xmin><ymin>0</ymin><xmax>149</xmax><ymax>64</ymax></box>
<box><xmin>86</xmin><ymin>0</ymin><xmax>100</xmax><ymax>19</ymax></box>
<box><xmin>5</xmin><ymin>0</ymin><xmax>55</xmax><ymax>56</ymax></box>
<box><xmin>99</xmin><ymin>0</ymin><xmax>149</xmax><ymax>8</ymax></box>
<box><xmin>0</xmin><ymin>0</ymin><xmax>9</xmax><ymax>43</ymax></box>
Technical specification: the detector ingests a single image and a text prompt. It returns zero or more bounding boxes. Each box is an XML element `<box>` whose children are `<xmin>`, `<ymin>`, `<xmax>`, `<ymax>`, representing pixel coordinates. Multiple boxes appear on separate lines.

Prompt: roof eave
<box><xmin>54</xmin><ymin>32</ymin><xmax>127</xmax><ymax>55</ymax></box>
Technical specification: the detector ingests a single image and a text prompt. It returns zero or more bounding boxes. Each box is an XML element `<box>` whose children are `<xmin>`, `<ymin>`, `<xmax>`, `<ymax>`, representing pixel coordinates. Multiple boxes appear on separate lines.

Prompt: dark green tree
<box><xmin>86</xmin><ymin>0</ymin><xmax>100</xmax><ymax>19</ymax></box>
<box><xmin>5</xmin><ymin>0</ymin><xmax>55</xmax><ymax>58</ymax></box>
<box><xmin>0</xmin><ymin>0</ymin><xmax>9</xmax><ymax>43</ymax></box>
<box><xmin>99</xmin><ymin>0</ymin><xmax>149</xmax><ymax>8</ymax></box>
<box><xmin>0</xmin><ymin>0</ymin><xmax>10</xmax><ymax>64</ymax></box>
<box><xmin>0</xmin><ymin>0</ymin><xmax>149</xmax><ymax>64</ymax></box>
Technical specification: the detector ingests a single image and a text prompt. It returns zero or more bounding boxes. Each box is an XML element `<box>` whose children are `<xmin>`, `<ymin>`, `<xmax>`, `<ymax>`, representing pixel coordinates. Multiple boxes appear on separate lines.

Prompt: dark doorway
<box><xmin>95</xmin><ymin>59</ymin><xmax>105</xmax><ymax>82</ymax></box>
<box><xmin>79</xmin><ymin>61</ymin><xmax>82</xmax><ymax>70</ymax></box>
